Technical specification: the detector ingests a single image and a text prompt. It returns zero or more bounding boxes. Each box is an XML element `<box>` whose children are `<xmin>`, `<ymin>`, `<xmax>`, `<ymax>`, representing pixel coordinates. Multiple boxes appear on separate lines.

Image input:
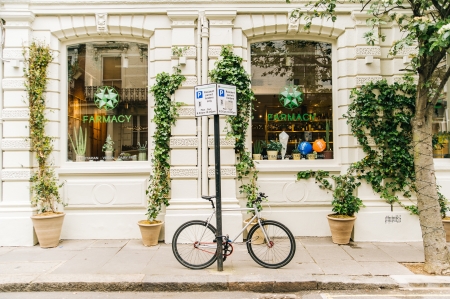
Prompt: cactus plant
<box><xmin>68</xmin><ymin>126</ymin><xmax>87</xmax><ymax>156</ymax></box>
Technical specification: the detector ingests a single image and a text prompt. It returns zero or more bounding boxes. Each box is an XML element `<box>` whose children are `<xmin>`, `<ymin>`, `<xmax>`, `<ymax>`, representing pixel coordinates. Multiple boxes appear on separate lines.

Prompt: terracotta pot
<box><xmin>433</xmin><ymin>148</ymin><xmax>444</xmax><ymax>158</ymax></box>
<box><xmin>326</xmin><ymin>214</ymin><xmax>356</xmax><ymax>245</ymax></box>
<box><xmin>31</xmin><ymin>212</ymin><xmax>65</xmax><ymax>248</ymax></box>
<box><xmin>443</xmin><ymin>218</ymin><xmax>450</xmax><ymax>242</ymax></box>
<box><xmin>292</xmin><ymin>153</ymin><xmax>301</xmax><ymax>160</ymax></box>
<box><xmin>323</xmin><ymin>151</ymin><xmax>333</xmax><ymax>159</ymax></box>
<box><xmin>138</xmin><ymin>220</ymin><xmax>163</xmax><ymax>246</ymax></box>
<box><xmin>267</xmin><ymin>151</ymin><xmax>278</xmax><ymax>160</ymax></box>
<box><xmin>244</xmin><ymin>218</ymin><xmax>266</xmax><ymax>244</ymax></box>
<box><xmin>252</xmin><ymin>154</ymin><xmax>261</xmax><ymax>160</ymax></box>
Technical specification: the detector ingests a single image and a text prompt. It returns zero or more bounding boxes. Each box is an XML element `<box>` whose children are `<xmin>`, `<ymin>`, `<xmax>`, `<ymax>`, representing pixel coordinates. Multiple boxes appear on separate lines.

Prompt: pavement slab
<box><xmin>0</xmin><ymin>238</ymin><xmax>448</xmax><ymax>293</ymax></box>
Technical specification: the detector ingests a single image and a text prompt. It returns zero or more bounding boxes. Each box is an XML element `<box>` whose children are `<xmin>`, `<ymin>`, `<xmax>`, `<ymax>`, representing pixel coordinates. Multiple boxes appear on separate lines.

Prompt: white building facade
<box><xmin>0</xmin><ymin>0</ymin><xmax>449</xmax><ymax>246</ymax></box>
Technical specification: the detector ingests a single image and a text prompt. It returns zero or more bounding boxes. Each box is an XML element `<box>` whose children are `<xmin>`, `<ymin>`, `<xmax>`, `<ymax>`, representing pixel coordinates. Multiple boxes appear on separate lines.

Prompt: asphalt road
<box><xmin>1</xmin><ymin>290</ymin><xmax>450</xmax><ymax>299</ymax></box>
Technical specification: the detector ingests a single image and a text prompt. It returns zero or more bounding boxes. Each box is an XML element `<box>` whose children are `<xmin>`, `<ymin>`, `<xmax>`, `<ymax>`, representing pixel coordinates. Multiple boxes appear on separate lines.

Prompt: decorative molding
<box><xmin>3</xmin><ymin>48</ymin><xmax>23</xmax><ymax>60</ymax></box>
<box><xmin>3</xmin><ymin>79</ymin><xmax>25</xmax><ymax>90</ymax></box>
<box><xmin>208</xmin><ymin>167</ymin><xmax>236</xmax><ymax>178</ymax></box>
<box><xmin>204</xmin><ymin>11</ymin><xmax>236</xmax><ymax>27</ymax></box>
<box><xmin>356</xmin><ymin>76</ymin><xmax>382</xmax><ymax>87</ymax></box>
<box><xmin>1</xmin><ymin>169</ymin><xmax>33</xmax><ymax>181</ymax></box>
<box><xmin>170</xmin><ymin>137</ymin><xmax>198</xmax><ymax>148</ymax></box>
<box><xmin>182</xmin><ymin>77</ymin><xmax>198</xmax><ymax>87</ymax></box>
<box><xmin>177</xmin><ymin>107</ymin><xmax>195</xmax><ymax>117</ymax></box>
<box><xmin>2</xmin><ymin>109</ymin><xmax>29</xmax><ymax>120</ymax></box>
<box><xmin>396</xmin><ymin>47</ymin><xmax>418</xmax><ymax>57</ymax></box>
<box><xmin>167</xmin><ymin>11</ymin><xmax>198</xmax><ymax>28</ymax></box>
<box><xmin>1</xmin><ymin>139</ymin><xmax>31</xmax><ymax>150</ymax></box>
<box><xmin>208</xmin><ymin>46</ymin><xmax>222</xmax><ymax>58</ymax></box>
<box><xmin>170</xmin><ymin>167</ymin><xmax>199</xmax><ymax>178</ymax></box>
<box><xmin>393</xmin><ymin>75</ymin><xmax>418</xmax><ymax>84</ymax></box>
<box><xmin>183</xmin><ymin>47</ymin><xmax>197</xmax><ymax>57</ymax></box>
<box><xmin>208</xmin><ymin>137</ymin><xmax>235</xmax><ymax>148</ymax></box>
<box><xmin>355</xmin><ymin>46</ymin><xmax>381</xmax><ymax>58</ymax></box>
<box><xmin>209</xmin><ymin>20</ymin><xmax>233</xmax><ymax>26</ymax></box>
<box><xmin>288</xmin><ymin>12</ymin><xmax>300</xmax><ymax>32</ymax></box>
<box><xmin>95</xmin><ymin>13</ymin><xmax>108</xmax><ymax>34</ymax></box>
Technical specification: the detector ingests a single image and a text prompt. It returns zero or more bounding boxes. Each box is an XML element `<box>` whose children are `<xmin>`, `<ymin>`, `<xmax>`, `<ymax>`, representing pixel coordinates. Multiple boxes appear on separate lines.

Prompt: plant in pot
<box><xmin>137</xmin><ymin>141</ymin><xmax>148</xmax><ymax>161</ymax></box>
<box><xmin>68</xmin><ymin>126</ymin><xmax>87</xmax><ymax>162</ymax></box>
<box><xmin>323</xmin><ymin>119</ymin><xmax>333</xmax><ymax>159</ymax></box>
<box><xmin>138</xmin><ymin>61</ymin><xmax>185</xmax><ymax>246</ymax></box>
<box><xmin>243</xmin><ymin>192</ymin><xmax>268</xmax><ymax>244</ymax></box>
<box><xmin>292</xmin><ymin>143</ymin><xmax>301</xmax><ymax>160</ymax></box>
<box><xmin>438</xmin><ymin>192</ymin><xmax>450</xmax><ymax>242</ymax></box>
<box><xmin>252</xmin><ymin>140</ymin><xmax>265</xmax><ymax>160</ymax></box>
<box><xmin>297</xmin><ymin>170</ymin><xmax>364</xmax><ymax>244</ymax></box>
<box><xmin>102</xmin><ymin>135</ymin><xmax>114</xmax><ymax>161</ymax></box>
<box><xmin>25</xmin><ymin>42</ymin><xmax>65</xmax><ymax>248</ymax></box>
<box><xmin>266</xmin><ymin>140</ymin><xmax>283</xmax><ymax>160</ymax></box>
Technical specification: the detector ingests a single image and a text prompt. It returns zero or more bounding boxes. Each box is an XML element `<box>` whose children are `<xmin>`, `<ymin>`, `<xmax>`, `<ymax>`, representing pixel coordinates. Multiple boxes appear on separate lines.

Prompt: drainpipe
<box><xmin>201</xmin><ymin>15</ymin><xmax>209</xmax><ymax>195</ymax></box>
<box><xmin>196</xmin><ymin>13</ymin><xmax>202</xmax><ymax>197</ymax></box>
<box><xmin>0</xmin><ymin>20</ymin><xmax>4</xmax><ymax>202</ymax></box>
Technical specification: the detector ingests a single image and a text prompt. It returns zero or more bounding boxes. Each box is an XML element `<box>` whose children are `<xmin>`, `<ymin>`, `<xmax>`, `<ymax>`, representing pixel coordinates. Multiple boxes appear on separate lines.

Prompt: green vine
<box><xmin>209</xmin><ymin>45</ymin><xmax>265</xmax><ymax>212</ymax></box>
<box><xmin>297</xmin><ymin>170</ymin><xmax>363</xmax><ymax>217</ymax></box>
<box><xmin>344</xmin><ymin>78</ymin><xmax>448</xmax><ymax>216</ymax></box>
<box><xmin>146</xmin><ymin>65</ymin><xmax>185</xmax><ymax>221</ymax></box>
<box><xmin>24</xmin><ymin>42</ymin><xmax>63</xmax><ymax>214</ymax></box>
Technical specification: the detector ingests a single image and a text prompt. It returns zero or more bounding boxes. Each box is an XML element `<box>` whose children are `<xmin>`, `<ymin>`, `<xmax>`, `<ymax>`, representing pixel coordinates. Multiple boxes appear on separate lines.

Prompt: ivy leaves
<box><xmin>25</xmin><ymin>42</ymin><xmax>63</xmax><ymax>214</ymax></box>
<box><xmin>209</xmin><ymin>45</ymin><xmax>262</xmax><ymax>212</ymax></box>
<box><xmin>146</xmin><ymin>66</ymin><xmax>185</xmax><ymax>221</ymax></box>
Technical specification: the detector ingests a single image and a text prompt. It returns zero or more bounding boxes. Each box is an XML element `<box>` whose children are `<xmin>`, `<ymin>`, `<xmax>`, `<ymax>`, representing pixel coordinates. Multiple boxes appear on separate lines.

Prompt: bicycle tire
<box><xmin>172</xmin><ymin>220</ymin><xmax>218</xmax><ymax>269</ymax></box>
<box><xmin>246</xmin><ymin>220</ymin><xmax>296</xmax><ymax>268</ymax></box>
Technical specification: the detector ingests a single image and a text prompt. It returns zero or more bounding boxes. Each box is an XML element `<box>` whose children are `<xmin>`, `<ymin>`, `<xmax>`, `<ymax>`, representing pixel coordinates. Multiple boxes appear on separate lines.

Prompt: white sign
<box><xmin>194</xmin><ymin>83</ymin><xmax>237</xmax><ymax>117</ymax></box>
<box><xmin>217</xmin><ymin>84</ymin><xmax>237</xmax><ymax>116</ymax></box>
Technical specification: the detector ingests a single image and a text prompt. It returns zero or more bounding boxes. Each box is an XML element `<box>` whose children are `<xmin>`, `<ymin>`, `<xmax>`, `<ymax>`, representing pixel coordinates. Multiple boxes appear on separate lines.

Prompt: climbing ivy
<box><xmin>344</xmin><ymin>78</ymin><xmax>448</xmax><ymax>215</ymax></box>
<box><xmin>24</xmin><ymin>42</ymin><xmax>63</xmax><ymax>214</ymax></box>
<box><xmin>209</xmin><ymin>45</ymin><xmax>264</xmax><ymax>212</ymax></box>
<box><xmin>147</xmin><ymin>63</ymin><xmax>185</xmax><ymax>221</ymax></box>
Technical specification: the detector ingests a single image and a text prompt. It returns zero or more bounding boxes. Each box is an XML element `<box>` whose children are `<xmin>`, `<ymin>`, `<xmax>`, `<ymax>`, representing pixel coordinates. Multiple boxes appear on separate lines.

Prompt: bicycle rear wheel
<box><xmin>172</xmin><ymin>220</ymin><xmax>217</xmax><ymax>269</ymax></box>
<box><xmin>247</xmin><ymin>220</ymin><xmax>296</xmax><ymax>269</ymax></box>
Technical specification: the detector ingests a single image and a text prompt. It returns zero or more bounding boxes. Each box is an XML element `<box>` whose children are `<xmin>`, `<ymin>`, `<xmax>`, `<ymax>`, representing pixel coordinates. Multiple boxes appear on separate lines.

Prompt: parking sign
<box><xmin>194</xmin><ymin>84</ymin><xmax>237</xmax><ymax>117</ymax></box>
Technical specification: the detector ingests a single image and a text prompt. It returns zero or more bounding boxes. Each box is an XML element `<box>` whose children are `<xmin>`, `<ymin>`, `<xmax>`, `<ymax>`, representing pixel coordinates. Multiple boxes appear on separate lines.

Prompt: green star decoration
<box><xmin>279</xmin><ymin>85</ymin><xmax>303</xmax><ymax>110</ymax></box>
<box><xmin>94</xmin><ymin>86</ymin><xmax>119</xmax><ymax>111</ymax></box>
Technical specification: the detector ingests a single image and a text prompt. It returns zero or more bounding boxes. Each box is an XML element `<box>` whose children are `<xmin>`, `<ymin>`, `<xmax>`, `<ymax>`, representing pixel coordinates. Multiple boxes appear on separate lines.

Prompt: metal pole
<box><xmin>214</xmin><ymin>114</ymin><xmax>223</xmax><ymax>271</ymax></box>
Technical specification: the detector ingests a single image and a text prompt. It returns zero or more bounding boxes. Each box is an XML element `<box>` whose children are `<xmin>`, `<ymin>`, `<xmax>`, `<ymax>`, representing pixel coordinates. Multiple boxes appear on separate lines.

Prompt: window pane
<box><xmin>251</xmin><ymin>40</ymin><xmax>333</xmax><ymax>159</ymax></box>
<box><xmin>67</xmin><ymin>42</ymin><xmax>148</xmax><ymax>162</ymax></box>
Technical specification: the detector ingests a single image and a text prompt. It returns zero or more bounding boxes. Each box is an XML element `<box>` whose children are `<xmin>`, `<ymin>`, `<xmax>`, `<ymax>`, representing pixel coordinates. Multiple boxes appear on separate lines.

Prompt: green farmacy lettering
<box><xmin>267</xmin><ymin>112</ymin><xmax>317</xmax><ymax>122</ymax></box>
<box><xmin>268</xmin><ymin>114</ymin><xmax>273</xmax><ymax>121</ymax></box>
<box><xmin>280</xmin><ymin>114</ymin><xmax>287</xmax><ymax>121</ymax></box>
<box><xmin>82</xmin><ymin>115</ymin><xmax>132</xmax><ymax>123</ymax></box>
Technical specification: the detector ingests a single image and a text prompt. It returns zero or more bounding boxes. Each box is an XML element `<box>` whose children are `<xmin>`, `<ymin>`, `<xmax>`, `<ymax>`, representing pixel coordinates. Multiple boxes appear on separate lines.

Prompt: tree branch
<box><xmin>429</xmin><ymin>66</ymin><xmax>450</xmax><ymax>108</ymax></box>
<box><xmin>431</xmin><ymin>0</ymin><xmax>444</xmax><ymax>16</ymax></box>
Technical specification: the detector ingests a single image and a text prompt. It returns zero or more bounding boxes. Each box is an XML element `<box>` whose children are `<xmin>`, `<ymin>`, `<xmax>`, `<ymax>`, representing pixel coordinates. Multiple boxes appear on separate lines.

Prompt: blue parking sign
<box><xmin>196</xmin><ymin>91</ymin><xmax>203</xmax><ymax>99</ymax></box>
<box><xmin>218</xmin><ymin>89</ymin><xmax>225</xmax><ymax>97</ymax></box>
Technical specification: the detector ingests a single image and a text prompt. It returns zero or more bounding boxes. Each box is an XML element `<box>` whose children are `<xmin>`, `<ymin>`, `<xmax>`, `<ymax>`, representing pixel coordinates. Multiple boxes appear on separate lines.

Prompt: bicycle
<box><xmin>172</xmin><ymin>192</ymin><xmax>296</xmax><ymax>269</ymax></box>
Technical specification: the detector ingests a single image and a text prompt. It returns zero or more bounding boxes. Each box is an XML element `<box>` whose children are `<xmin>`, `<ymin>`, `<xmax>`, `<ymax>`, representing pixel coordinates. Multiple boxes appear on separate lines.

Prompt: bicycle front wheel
<box><xmin>247</xmin><ymin>220</ymin><xmax>296</xmax><ymax>269</ymax></box>
<box><xmin>172</xmin><ymin>220</ymin><xmax>217</xmax><ymax>269</ymax></box>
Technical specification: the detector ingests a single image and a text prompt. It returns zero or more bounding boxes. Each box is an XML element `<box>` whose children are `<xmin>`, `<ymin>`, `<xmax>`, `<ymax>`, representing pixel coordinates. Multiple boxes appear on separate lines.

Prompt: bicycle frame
<box><xmin>195</xmin><ymin>202</ymin><xmax>271</xmax><ymax>250</ymax></box>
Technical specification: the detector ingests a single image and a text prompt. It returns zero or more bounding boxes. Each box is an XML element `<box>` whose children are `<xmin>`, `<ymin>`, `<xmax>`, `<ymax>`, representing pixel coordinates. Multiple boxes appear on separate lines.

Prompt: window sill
<box><xmin>254</xmin><ymin>159</ymin><xmax>341</xmax><ymax>173</ymax></box>
<box><xmin>58</xmin><ymin>161</ymin><xmax>151</xmax><ymax>174</ymax></box>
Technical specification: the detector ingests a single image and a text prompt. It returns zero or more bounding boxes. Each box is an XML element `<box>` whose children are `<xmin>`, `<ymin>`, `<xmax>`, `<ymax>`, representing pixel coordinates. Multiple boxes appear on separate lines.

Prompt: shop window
<box><xmin>251</xmin><ymin>40</ymin><xmax>333</xmax><ymax>159</ymax></box>
<box><xmin>67</xmin><ymin>42</ymin><xmax>148</xmax><ymax>162</ymax></box>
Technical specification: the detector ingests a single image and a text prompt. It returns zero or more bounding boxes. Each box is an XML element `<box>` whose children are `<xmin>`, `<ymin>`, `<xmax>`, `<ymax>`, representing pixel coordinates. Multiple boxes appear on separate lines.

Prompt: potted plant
<box><xmin>297</xmin><ymin>170</ymin><xmax>364</xmax><ymax>244</ymax></box>
<box><xmin>68</xmin><ymin>126</ymin><xmax>87</xmax><ymax>162</ymax></box>
<box><xmin>138</xmin><ymin>63</ymin><xmax>185</xmax><ymax>246</ymax></box>
<box><xmin>292</xmin><ymin>143</ymin><xmax>301</xmax><ymax>160</ymax></box>
<box><xmin>266</xmin><ymin>140</ymin><xmax>283</xmax><ymax>160</ymax></box>
<box><xmin>438</xmin><ymin>192</ymin><xmax>450</xmax><ymax>241</ymax></box>
<box><xmin>243</xmin><ymin>192</ymin><xmax>268</xmax><ymax>244</ymax></box>
<box><xmin>137</xmin><ymin>141</ymin><xmax>148</xmax><ymax>161</ymax></box>
<box><xmin>26</xmin><ymin>42</ymin><xmax>65</xmax><ymax>248</ymax></box>
<box><xmin>323</xmin><ymin>119</ymin><xmax>333</xmax><ymax>159</ymax></box>
<box><xmin>252</xmin><ymin>140</ymin><xmax>265</xmax><ymax>160</ymax></box>
<box><xmin>102</xmin><ymin>135</ymin><xmax>114</xmax><ymax>161</ymax></box>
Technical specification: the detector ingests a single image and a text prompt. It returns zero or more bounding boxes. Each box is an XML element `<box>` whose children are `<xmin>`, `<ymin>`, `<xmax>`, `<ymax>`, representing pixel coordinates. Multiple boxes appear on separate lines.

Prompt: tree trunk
<box><xmin>412</xmin><ymin>115</ymin><xmax>450</xmax><ymax>274</ymax></box>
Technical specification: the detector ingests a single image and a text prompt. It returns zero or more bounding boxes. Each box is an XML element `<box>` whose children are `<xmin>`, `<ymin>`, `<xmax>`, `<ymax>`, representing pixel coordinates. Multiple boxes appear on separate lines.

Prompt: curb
<box><xmin>0</xmin><ymin>276</ymin><xmax>399</xmax><ymax>292</ymax></box>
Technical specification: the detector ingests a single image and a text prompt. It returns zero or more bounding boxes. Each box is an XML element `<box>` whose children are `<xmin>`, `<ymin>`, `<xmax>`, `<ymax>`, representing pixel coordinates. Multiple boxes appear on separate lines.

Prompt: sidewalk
<box><xmin>1</xmin><ymin>237</ymin><xmax>450</xmax><ymax>293</ymax></box>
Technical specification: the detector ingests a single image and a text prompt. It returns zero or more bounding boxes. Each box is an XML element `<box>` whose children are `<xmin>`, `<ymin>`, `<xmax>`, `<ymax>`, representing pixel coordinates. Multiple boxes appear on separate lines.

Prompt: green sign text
<box><xmin>82</xmin><ymin>115</ymin><xmax>132</xmax><ymax>123</ymax></box>
<box><xmin>267</xmin><ymin>113</ymin><xmax>316</xmax><ymax>122</ymax></box>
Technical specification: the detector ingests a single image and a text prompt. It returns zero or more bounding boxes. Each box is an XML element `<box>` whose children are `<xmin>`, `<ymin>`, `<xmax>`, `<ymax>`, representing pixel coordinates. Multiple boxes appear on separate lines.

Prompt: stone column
<box><xmin>205</xmin><ymin>11</ymin><xmax>243</xmax><ymax>241</ymax></box>
<box><xmin>0</xmin><ymin>7</ymin><xmax>37</xmax><ymax>246</ymax></box>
